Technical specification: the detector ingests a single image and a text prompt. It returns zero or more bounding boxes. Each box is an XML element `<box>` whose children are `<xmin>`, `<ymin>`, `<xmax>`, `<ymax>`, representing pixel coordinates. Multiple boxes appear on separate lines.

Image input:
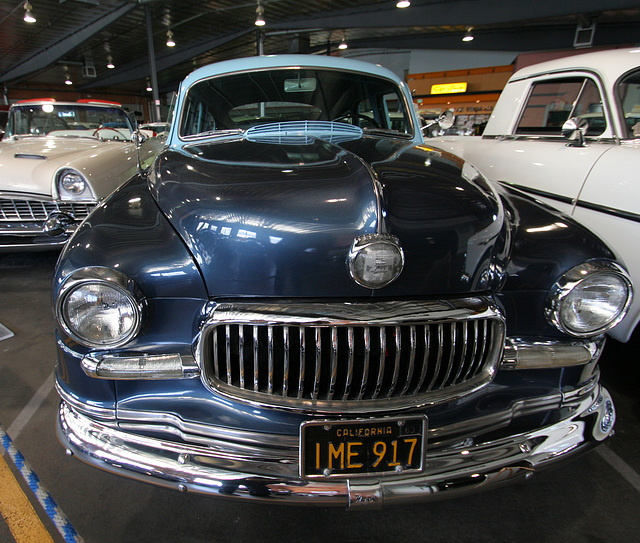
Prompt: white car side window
<box><xmin>617</xmin><ymin>69</ymin><xmax>640</xmax><ymax>138</ymax></box>
<box><xmin>515</xmin><ymin>77</ymin><xmax>605</xmax><ymax>137</ymax></box>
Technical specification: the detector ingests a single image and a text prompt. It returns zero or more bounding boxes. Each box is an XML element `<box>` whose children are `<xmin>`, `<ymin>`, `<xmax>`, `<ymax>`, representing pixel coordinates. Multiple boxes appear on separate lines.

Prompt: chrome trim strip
<box><xmin>502</xmin><ymin>338</ymin><xmax>602</xmax><ymax>370</ymax></box>
<box><xmin>81</xmin><ymin>353</ymin><xmax>199</xmax><ymax>380</ymax></box>
<box><xmin>57</xmin><ymin>384</ymin><xmax>613</xmax><ymax>508</ymax></box>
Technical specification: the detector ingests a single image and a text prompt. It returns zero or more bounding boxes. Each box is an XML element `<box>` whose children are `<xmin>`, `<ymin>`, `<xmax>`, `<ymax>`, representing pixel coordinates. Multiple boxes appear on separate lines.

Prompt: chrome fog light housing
<box><xmin>546</xmin><ymin>261</ymin><xmax>633</xmax><ymax>337</ymax></box>
<box><xmin>348</xmin><ymin>234</ymin><xmax>405</xmax><ymax>289</ymax></box>
<box><xmin>56</xmin><ymin>268</ymin><xmax>143</xmax><ymax>348</ymax></box>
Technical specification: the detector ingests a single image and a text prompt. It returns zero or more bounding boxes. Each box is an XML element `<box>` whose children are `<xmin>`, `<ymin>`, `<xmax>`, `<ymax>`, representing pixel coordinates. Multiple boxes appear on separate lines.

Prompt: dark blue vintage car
<box><xmin>52</xmin><ymin>55</ymin><xmax>632</xmax><ymax>508</ymax></box>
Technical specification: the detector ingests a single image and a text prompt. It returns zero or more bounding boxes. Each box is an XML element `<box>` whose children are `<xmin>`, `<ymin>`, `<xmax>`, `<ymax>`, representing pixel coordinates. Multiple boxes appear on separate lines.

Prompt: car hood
<box><xmin>0</xmin><ymin>136</ymin><xmax>135</xmax><ymax>196</ymax></box>
<box><xmin>148</xmin><ymin>136</ymin><xmax>506</xmax><ymax>298</ymax></box>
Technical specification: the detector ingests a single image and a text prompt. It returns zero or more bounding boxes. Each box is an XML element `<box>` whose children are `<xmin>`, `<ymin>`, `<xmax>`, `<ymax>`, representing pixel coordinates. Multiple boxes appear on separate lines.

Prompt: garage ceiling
<box><xmin>1</xmin><ymin>0</ymin><xmax>639</xmax><ymax>97</ymax></box>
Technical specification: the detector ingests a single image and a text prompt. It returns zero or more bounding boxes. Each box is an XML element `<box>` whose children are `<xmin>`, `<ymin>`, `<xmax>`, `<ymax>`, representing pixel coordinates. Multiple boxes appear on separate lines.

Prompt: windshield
<box><xmin>179</xmin><ymin>68</ymin><xmax>413</xmax><ymax>138</ymax></box>
<box><xmin>7</xmin><ymin>103</ymin><xmax>133</xmax><ymax>140</ymax></box>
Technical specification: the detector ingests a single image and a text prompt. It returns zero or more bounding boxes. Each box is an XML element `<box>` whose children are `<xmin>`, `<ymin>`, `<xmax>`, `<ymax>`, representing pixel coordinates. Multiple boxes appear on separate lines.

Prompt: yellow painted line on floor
<box><xmin>0</xmin><ymin>452</ymin><xmax>55</xmax><ymax>543</ymax></box>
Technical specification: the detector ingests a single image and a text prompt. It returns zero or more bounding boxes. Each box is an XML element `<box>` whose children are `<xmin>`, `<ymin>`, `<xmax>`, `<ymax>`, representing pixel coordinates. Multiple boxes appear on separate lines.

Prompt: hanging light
<box><xmin>255</xmin><ymin>2</ymin><xmax>265</xmax><ymax>27</ymax></box>
<box><xmin>106</xmin><ymin>55</ymin><xmax>115</xmax><ymax>69</ymax></box>
<box><xmin>64</xmin><ymin>74</ymin><xmax>73</xmax><ymax>86</ymax></box>
<box><xmin>23</xmin><ymin>1</ymin><xmax>36</xmax><ymax>23</ymax></box>
<box><xmin>462</xmin><ymin>27</ymin><xmax>474</xmax><ymax>42</ymax></box>
<box><xmin>396</xmin><ymin>1</ymin><xmax>411</xmax><ymax>7</ymax></box>
<box><xmin>338</xmin><ymin>35</ymin><xmax>348</xmax><ymax>50</ymax></box>
<box><xmin>166</xmin><ymin>30</ymin><xmax>176</xmax><ymax>47</ymax></box>
<box><xmin>146</xmin><ymin>80</ymin><xmax>152</xmax><ymax>92</ymax></box>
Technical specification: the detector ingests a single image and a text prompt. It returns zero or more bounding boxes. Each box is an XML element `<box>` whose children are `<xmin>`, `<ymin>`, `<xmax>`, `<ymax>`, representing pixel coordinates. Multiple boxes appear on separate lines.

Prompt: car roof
<box><xmin>511</xmin><ymin>47</ymin><xmax>640</xmax><ymax>82</ymax></box>
<box><xmin>180</xmin><ymin>54</ymin><xmax>403</xmax><ymax>90</ymax></box>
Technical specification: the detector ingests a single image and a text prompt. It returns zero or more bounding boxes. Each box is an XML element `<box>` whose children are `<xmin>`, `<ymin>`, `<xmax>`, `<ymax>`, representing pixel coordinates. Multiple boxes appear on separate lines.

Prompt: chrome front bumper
<box><xmin>56</xmin><ymin>381</ymin><xmax>615</xmax><ymax>509</ymax></box>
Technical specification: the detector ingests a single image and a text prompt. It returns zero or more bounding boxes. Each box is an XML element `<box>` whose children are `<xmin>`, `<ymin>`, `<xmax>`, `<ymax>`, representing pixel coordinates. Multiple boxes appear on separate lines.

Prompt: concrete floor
<box><xmin>1</xmin><ymin>251</ymin><xmax>639</xmax><ymax>543</ymax></box>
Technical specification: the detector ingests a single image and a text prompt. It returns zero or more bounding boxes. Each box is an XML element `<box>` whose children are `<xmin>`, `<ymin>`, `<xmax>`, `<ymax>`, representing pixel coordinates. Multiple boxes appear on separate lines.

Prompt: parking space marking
<box><xmin>7</xmin><ymin>373</ymin><xmax>54</xmax><ymax>441</ymax></box>
<box><xmin>596</xmin><ymin>445</ymin><xmax>640</xmax><ymax>493</ymax></box>
<box><xmin>0</xmin><ymin>450</ymin><xmax>54</xmax><ymax>543</ymax></box>
<box><xmin>1</xmin><ymin>426</ymin><xmax>83</xmax><ymax>543</ymax></box>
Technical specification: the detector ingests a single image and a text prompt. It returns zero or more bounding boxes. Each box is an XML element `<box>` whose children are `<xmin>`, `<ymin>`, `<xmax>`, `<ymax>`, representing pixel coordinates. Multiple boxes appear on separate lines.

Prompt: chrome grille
<box><xmin>199</xmin><ymin>300</ymin><xmax>505</xmax><ymax>410</ymax></box>
<box><xmin>0</xmin><ymin>198</ymin><xmax>95</xmax><ymax>222</ymax></box>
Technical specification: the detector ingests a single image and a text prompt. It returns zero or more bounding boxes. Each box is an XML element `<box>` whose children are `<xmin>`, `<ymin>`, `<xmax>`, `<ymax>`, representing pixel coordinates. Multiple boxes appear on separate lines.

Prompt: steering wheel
<box><xmin>333</xmin><ymin>113</ymin><xmax>381</xmax><ymax>129</ymax></box>
<box><xmin>93</xmin><ymin>126</ymin><xmax>125</xmax><ymax>140</ymax></box>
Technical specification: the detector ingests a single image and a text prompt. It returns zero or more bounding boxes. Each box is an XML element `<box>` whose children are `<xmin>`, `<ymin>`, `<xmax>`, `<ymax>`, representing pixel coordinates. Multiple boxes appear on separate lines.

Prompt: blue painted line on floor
<box><xmin>0</xmin><ymin>425</ymin><xmax>84</xmax><ymax>543</ymax></box>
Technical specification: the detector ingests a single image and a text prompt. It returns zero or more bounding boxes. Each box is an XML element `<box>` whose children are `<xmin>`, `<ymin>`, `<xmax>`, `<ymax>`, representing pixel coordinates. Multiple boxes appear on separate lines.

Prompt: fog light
<box><xmin>348</xmin><ymin>234</ymin><xmax>404</xmax><ymax>289</ymax></box>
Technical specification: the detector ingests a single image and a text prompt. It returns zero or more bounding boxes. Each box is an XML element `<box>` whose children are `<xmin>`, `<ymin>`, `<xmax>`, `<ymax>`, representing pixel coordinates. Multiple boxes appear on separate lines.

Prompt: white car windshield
<box><xmin>7</xmin><ymin>103</ymin><xmax>133</xmax><ymax>140</ymax></box>
<box><xmin>179</xmin><ymin>68</ymin><xmax>413</xmax><ymax>139</ymax></box>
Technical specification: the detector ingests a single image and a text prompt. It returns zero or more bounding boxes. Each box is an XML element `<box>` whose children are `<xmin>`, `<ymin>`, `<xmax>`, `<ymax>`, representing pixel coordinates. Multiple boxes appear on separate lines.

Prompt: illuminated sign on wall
<box><xmin>431</xmin><ymin>82</ymin><xmax>468</xmax><ymax>95</ymax></box>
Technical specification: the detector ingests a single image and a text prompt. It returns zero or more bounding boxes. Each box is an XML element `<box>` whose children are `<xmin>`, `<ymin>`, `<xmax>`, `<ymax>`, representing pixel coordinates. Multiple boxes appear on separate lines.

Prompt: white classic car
<box><xmin>0</xmin><ymin>98</ymin><xmax>156</xmax><ymax>250</ymax></box>
<box><xmin>434</xmin><ymin>47</ymin><xmax>640</xmax><ymax>342</ymax></box>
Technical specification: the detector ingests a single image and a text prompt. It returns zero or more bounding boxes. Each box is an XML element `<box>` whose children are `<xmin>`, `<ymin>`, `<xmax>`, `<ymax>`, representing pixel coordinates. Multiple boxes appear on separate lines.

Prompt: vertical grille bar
<box><xmin>212</xmin><ymin>326</ymin><xmax>220</xmax><ymax>380</ymax></box>
<box><xmin>267</xmin><ymin>325</ymin><xmax>274</xmax><ymax>395</ymax></box>
<box><xmin>327</xmin><ymin>327</ymin><xmax>338</xmax><ymax>400</ymax></box>
<box><xmin>253</xmin><ymin>325</ymin><xmax>259</xmax><ymax>392</ymax></box>
<box><xmin>427</xmin><ymin>325</ymin><xmax>444</xmax><ymax>391</ymax></box>
<box><xmin>343</xmin><ymin>327</ymin><xmax>354</xmax><ymax>401</ymax></box>
<box><xmin>283</xmin><ymin>326</ymin><xmax>290</xmax><ymax>397</ymax></box>
<box><xmin>312</xmin><ymin>328</ymin><xmax>321</xmax><ymax>400</ymax></box>
<box><xmin>225</xmin><ymin>325</ymin><xmax>233</xmax><ymax>386</ymax></box>
<box><xmin>298</xmin><ymin>327</ymin><xmax>306</xmax><ymax>399</ymax></box>
<box><xmin>238</xmin><ymin>325</ymin><xmax>245</xmax><ymax>389</ymax></box>
<box><xmin>400</xmin><ymin>325</ymin><xmax>417</xmax><ymax>396</ymax></box>
<box><xmin>387</xmin><ymin>326</ymin><xmax>402</xmax><ymax>398</ymax></box>
<box><xmin>412</xmin><ymin>326</ymin><xmax>430</xmax><ymax>394</ymax></box>
<box><xmin>438</xmin><ymin>323</ymin><xmax>457</xmax><ymax>388</ymax></box>
<box><xmin>462</xmin><ymin>321</ymin><xmax>480</xmax><ymax>381</ymax></box>
<box><xmin>373</xmin><ymin>327</ymin><xmax>385</xmax><ymax>399</ymax></box>
<box><xmin>358</xmin><ymin>328</ymin><xmax>371</xmax><ymax>400</ymax></box>
<box><xmin>451</xmin><ymin>322</ymin><xmax>468</xmax><ymax>383</ymax></box>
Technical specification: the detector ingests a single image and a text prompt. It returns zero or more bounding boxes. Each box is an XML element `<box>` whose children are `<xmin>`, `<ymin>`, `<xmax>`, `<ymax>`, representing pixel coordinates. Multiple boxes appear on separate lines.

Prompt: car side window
<box><xmin>617</xmin><ymin>69</ymin><xmax>640</xmax><ymax>138</ymax></box>
<box><xmin>515</xmin><ymin>77</ymin><xmax>606</xmax><ymax>137</ymax></box>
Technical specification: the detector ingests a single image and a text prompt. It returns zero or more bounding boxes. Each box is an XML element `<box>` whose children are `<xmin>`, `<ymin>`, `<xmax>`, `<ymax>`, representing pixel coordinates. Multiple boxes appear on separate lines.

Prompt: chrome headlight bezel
<box><xmin>546</xmin><ymin>260</ymin><xmax>633</xmax><ymax>338</ymax></box>
<box><xmin>57</xmin><ymin>168</ymin><xmax>95</xmax><ymax>201</ymax></box>
<box><xmin>55</xmin><ymin>267</ymin><xmax>144</xmax><ymax>349</ymax></box>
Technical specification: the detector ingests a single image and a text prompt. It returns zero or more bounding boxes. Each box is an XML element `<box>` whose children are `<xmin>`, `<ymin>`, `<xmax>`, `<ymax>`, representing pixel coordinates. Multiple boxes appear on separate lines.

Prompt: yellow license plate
<box><xmin>300</xmin><ymin>416</ymin><xmax>426</xmax><ymax>478</ymax></box>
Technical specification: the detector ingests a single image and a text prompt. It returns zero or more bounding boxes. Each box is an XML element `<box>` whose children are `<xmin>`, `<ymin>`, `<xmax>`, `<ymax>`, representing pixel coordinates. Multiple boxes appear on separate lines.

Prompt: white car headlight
<box><xmin>546</xmin><ymin>261</ymin><xmax>633</xmax><ymax>337</ymax></box>
<box><xmin>57</xmin><ymin>169</ymin><xmax>95</xmax><ymax>201</ymax></box>
<box><xmin>56</xmin><ymin>268</ymin><xmax>143</xmax><ymax>348</ymax></box>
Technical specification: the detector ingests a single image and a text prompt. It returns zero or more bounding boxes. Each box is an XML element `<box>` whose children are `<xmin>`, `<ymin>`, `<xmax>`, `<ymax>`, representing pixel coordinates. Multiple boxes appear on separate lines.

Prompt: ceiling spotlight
<box><xmin>106</xmin><ymin>55</ymin><xmax>115</xmax><ymax>69</ymax></box>
<box><xmin>166</xmin><ymin>30</ymin><xmax>175</xmax><ymax>47</ymax></box>
<box><xmin>396</xmin><ymin>1</ymin><xmax>411</xmax><ymax>7</ymax></box>
<box><xmin>462</xmin><ymin>27</ymin><xmax>474</xmax><ymax>42</ymax></box>
<box><xmin>255</xmin><ymin>3</ymin><xmax>265</xmax><ymax>27</ymax></box>
<box><xmin>23</xmin><ymin>1</ymin><xmax>36</xmax><ymax>23</ymax></box>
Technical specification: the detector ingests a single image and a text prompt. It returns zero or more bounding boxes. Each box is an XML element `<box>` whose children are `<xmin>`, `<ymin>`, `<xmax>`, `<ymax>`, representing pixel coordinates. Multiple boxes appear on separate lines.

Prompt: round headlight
<box><xmin>60</xmin><ymin>171</ymin><xmax>87</xmax><ymax>195</ymax></box>
<box><xmin>57</xmin><ymin>269</ymin><xmax>143</xmax><ymax>348</ymax></box>
<box><xmin>547</xmin><ymin>261</ymin><xmax>633</xmax><ymax>337</ymax></box>
<box><xmin>348</xmin><ymin>234</ymin><xmax>404</xmax><ymax>289</ymax></box>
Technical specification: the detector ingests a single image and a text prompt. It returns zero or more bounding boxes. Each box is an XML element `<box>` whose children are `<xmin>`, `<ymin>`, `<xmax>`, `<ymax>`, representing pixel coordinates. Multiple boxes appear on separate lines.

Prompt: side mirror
<box><xmin>422</xmin><ymin>110</ymin><xmax>455</xmax><ymax>135</ymax></box>
<box><xmin>562</xmin><ymin>117</ymin><xmax>589</xmax><ymax>147</ymax></box>
<box><xmin>131</xmin><ymin>131</ymin><xmax>148</xmax><ymax>148</ymax></box>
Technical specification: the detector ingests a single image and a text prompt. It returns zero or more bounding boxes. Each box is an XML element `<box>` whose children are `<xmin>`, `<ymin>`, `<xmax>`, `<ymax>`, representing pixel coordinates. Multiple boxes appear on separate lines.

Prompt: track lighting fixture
<box><xmin>255</xmin><ymin>2</ymin><xmax>265</xmax><ymax>27</ymax></box>
<box><xmin>23</xmin><ymin>1</ymin><xmax>36</xmax><ymax>23</ymax></box>
<box><xmin>166</xmin><ymin>30</ymin><xmax>175</xmax><ymax>47</ymax></box>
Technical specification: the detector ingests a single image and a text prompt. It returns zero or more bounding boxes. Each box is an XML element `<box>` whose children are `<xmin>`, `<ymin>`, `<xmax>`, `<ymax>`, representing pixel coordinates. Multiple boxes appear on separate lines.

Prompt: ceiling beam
<box><xmin>78</xmin><ymin>29</ymin><xmax>254</xmax><ymax>90</ymax></box>
<box><xmin>0</xmin><ymin>2</ymin><xmax>137</xmax><ymax>84</ymax></box>
<box><xmin>265</xmin><ymin>0</ymin><xmax>640</xmax><ymax>30</ymax></box>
